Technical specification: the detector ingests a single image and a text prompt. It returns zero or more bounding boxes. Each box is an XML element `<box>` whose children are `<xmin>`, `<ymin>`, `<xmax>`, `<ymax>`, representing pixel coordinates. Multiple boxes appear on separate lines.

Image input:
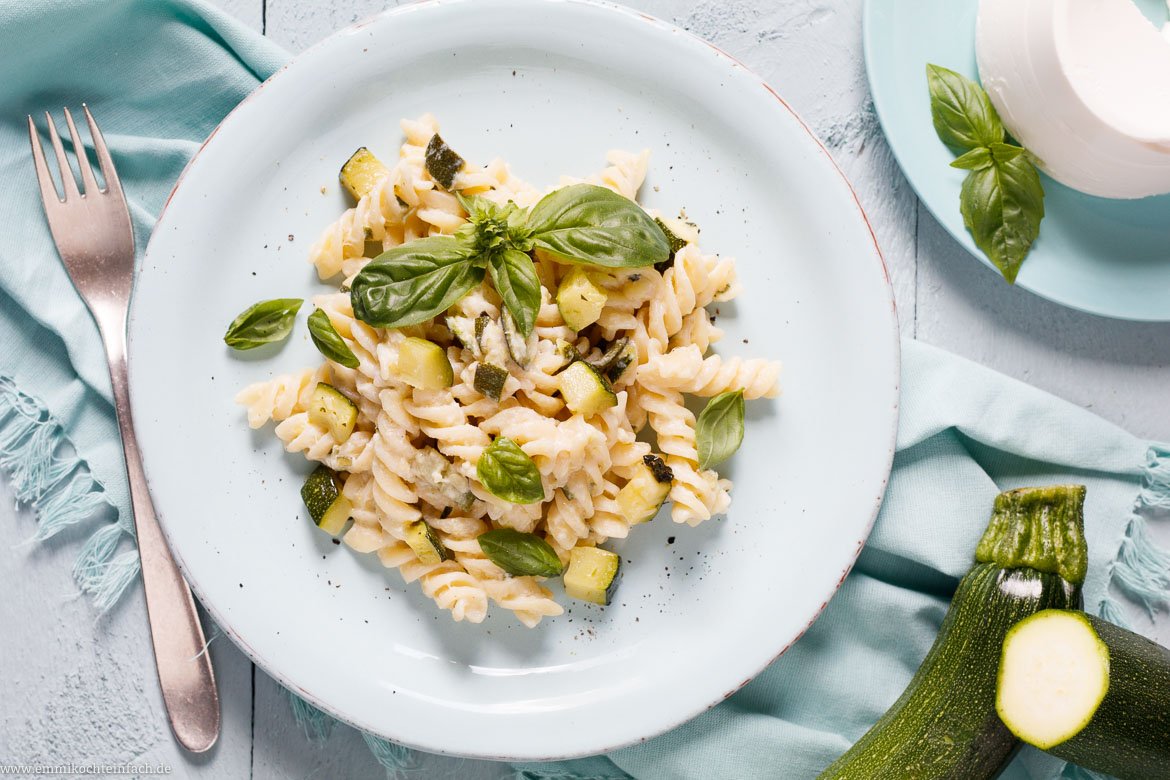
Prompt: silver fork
<box><xmin>28</xmin><ymin>107</ymin><xmax>220</xmax><ymax>753</ymax></box>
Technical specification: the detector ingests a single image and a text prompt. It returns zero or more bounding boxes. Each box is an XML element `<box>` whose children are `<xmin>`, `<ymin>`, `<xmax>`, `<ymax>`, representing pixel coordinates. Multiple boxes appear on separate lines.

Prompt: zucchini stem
<box><xmin>976</xmin><ymin>485</ymin><xmax>1087</xmax><ymax>584</ymax></box>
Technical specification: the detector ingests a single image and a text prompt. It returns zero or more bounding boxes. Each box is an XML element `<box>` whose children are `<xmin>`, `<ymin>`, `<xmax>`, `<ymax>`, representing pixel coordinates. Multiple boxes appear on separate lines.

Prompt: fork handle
<box><xmin>103</xmin><ymin>319</ymin><xmax>221</xmax><ymax>753</ymax></box>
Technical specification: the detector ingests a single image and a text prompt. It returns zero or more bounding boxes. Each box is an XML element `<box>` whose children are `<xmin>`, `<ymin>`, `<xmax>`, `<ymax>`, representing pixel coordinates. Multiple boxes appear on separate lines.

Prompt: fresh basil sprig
<box><xmin>349</xmin><ymin>184</ymin><xmax>668</xmax><ymax>335</ymax></box>
<box><xmin>927</xmin><ymin>64</ymin><xmax>1045</xmax><ymax>283</ymax></box>
<box><xmin>477</xmin><ymin>436</ymin><xmax>545</xmax><ymax>504</ymax></box>
<box><xmin>306</xmin><ymin>309</ymin><xmax>359</xmax><ymax>368</ymax></box>
<box><xmin>223</xmin><ymin>298</ymin><xmax>303</xmax><ymax>350</ymax></box>
<box><xmin>696</xmin><ymin>390</ymin><xmax>745</xmax><ymax>469</ymax></box>
<box><xmin>477</xmin><ymin>528</ymin><xmax>563</xmax><ymax>577</ymax></box>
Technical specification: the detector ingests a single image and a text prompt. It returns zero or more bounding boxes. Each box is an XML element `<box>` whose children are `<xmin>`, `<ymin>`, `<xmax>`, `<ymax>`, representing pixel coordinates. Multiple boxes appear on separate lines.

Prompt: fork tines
<box><xmin>28</xmin><ymin>105</ymin><xmax>122</xmax><ymax>206</ymax></box>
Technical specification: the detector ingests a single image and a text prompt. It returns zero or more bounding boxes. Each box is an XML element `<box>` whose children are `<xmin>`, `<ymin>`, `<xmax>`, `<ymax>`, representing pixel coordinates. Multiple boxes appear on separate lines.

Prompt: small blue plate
<box><xmin>864</xmin><ymin>0</ymin><xmax>1170</xmax><ymax>321</ymax></box>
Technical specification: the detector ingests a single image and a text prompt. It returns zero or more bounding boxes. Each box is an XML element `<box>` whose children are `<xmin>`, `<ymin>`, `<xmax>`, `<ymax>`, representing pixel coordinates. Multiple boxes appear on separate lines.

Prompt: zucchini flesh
<box><xmin>998</xmin><ymin>610</ymin><xmax>1170</xmax><ymax>780</ymax></box>
<box><xmin>616</xmin><ymin>456</ymin><xmax>673</xmax><ymax>524</ymax></box>
<box><xmin>564</xmin><ymin>547</ymin><xmax>621</xmax><ymax>605</ymax></box>
<box><xmin>396</xmin><ymin>337</ymin><xmax>454</xmax><ymax>389</ymax></box>
<box><xmin>556</xmin><ymin>267</ymin><xmax>607</xmax><ymax>331</ymax></box>
<box><xmin>558</xmin><ymin>360</ymin><xmax>617</xmax><ymax>416</ymax></box>
<box><xmin>300</xmin><ymin>466</ymin><xmax>352</xmax><ymax>536</ymax></box>
<box><xmin>501</xmin><ymin>308</ymin><xmax>531</xmax><ymax>369</ymax></box>
<box><xmin>818</xmin><ymin>485</ymin><xmax>1088</xmax><ymax>780</ymax></box>
<box><xmin>307</xmin><ymin>382</ymin><xmax>357</xmax><ymax>443</ymax></box>
<box><xmin>412</xmin><ymin>447</ymin><xmax>475</xmax><ymax>511</ymax></box>
<box><xmin>404</xmin><ymin>520</ymin><xmax>449</xmax><ymax>565</ymax></box>
<box><xmin>445</xmin><ymin>315</ymin><xmax>479</xmax><ymax>355</ymax></box>
<box><xmin>339</xmin><ymin>147</ymin><xmax>388</xmax><ymax>201</ymax></box>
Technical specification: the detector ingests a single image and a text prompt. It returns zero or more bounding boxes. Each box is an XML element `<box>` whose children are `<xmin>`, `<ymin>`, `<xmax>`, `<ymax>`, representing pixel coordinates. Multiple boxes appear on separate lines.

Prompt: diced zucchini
<box><xmin>404</xmin><ymin>520</ymin><xmax>449</xmax><ymax>565</ymax></box>
<box><xmin>339</xmin><ymin>147</ymin><xmax>389</xmax><ymax>201</ymax></box>
<box><xmin>474</xmin><ymin>315</ymin><xmax>508</xmax><ymax>366</ymax></box>
<box><xmin>445</xmin><ymin>315</ymin><xmax>479</xmax><ymax>355</ymax></box>
<box><xmin>412</xmin><ymin>447</ymin><xmax>475</xmax><ymax>511</ymax></box>
<box><xmin>556</xmin><ymin>338</ymin><xmax>583</xmax><ymax>369</ymax></box>
<box><xmin>588</xmin><ymin>337</ymin><xmax>629</xmax><ymax>374</ymax></box>
<box><xmin>501</xmin><ymin>308</ymin><xmax>530</xmax><ymax>369</ymax></box>
<box><xmin>425</xmin><ymin>133</ymin><xmax>464</xmax><ymax>190</ymax></box>
<box><xmin>588</xmin><ymin>336</ymin><xmax>639</xmax><ymax>384</ymax></box>
<box><xmin>301</xmin><ymin>466</ymin><xmax>353</xmax><ymax>536</ymax></box>
<box><xmin>564</xmin><ymin>547</ymin><xmax>622</xmax><ymax>606</ymax></box>
<box><xmin>606</xmin><ymin>339</ymin><xmax>638</xmax><ymax>385</ymax></box>
<box><xmin>396</xmin><ymin>337</ymin><xmax>454</xmax><ymax>389</ymax></box>
<box><xmin>556</xmin><ymin>267</ymin><xmax>607</xmax><ymax>331</ymax></box>
<box><xmin>616</xmin><ymin>455</ymin><xmax>673</xmax><ymax>524</ymax></box>
<box><xmin>654</xmin><ymin>216</ymin><xmax>688</xmax><ymax>257</ymax></box>
<box><xmin>474</xmin><ymin>363</ymin><xmax>509</xmax><ymax>401</ymax></box>
<box><xmin>558</xmin><ymin>360</ymin><xmax>617</xmax><ymax>416</ymax></box>
<box><xmin>307</xmin><ymin>383</ymin><xmax>357</xmax><ymax>443</ymax></box>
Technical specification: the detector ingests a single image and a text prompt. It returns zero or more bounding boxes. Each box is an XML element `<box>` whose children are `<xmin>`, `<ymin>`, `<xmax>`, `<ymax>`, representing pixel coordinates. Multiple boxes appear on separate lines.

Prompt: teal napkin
<box><xmin>1</xmin><ymin>3</ymin><xmax>1166</xmax><ymax>780</ymax></box>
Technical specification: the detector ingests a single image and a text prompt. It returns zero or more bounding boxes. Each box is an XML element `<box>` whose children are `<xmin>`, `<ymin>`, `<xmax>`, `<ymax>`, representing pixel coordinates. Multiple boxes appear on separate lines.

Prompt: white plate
<box><xmin>131</xmin><ymin>0</ymin><xmax>899</xmax><ymax>760</ymax></box>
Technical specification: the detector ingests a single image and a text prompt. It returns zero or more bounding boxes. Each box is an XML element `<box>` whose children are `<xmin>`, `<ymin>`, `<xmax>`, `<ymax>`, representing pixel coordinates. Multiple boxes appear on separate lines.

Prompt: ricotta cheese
<box><xmin>977</xmin><ymin>0</ymin><xmax>1170</xmax><ymax>199</ymax></box>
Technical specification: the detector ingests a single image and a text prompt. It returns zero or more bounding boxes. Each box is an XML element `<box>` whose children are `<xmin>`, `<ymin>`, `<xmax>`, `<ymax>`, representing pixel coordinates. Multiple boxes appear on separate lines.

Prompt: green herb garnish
<box><xmin>477</xmin><ymin>528</ymin><xmax>564</xmax><ymax>577</ymax></box>
<box><xmin>223</xmin><ymin>298</ymin><xmax>303</xmax><ymax>350</ymax></box>
<box><xmin>696</xmin><ymin>390</ymin><xmax>745</xmax><ymax>469</ymax></box>
<box><xmin>348</xmin><ymin>184</ymin><xmax>668</xmax><ymax>335</ymax></box>
<box><xmin>927</xmin><ymin>64</ymin><xmax>1045</xmax><ymax>283</ymax></box>
<box><xmin>306</xmin><ymin>309</ymin><xmax>359</xmax><ymax>368</ymax></box>
<box><xmin>476</xmin><ymin>436</ymin><xmax>545</xmax><ymax>504</ymax></box>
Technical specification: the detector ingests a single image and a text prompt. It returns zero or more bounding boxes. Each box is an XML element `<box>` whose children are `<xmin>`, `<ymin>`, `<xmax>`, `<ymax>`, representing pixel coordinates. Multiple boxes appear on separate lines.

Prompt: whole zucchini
<box><xmin>818</xmin><ymin>485</ymin><xmax>1088</xmax><ymax>780</ymax></box>
<box><xmin>997</xmin><ymin>609</ymin><xmax>1170</xmax><ymax>780</ymax></box>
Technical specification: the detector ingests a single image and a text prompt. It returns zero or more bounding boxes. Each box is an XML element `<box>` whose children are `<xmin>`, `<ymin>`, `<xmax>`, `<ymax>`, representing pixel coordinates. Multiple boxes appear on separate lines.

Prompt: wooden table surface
<box><xmin>3</xmin><ymin>1</ymin><xmax>1168</xmax><ymax>778</ymax></box>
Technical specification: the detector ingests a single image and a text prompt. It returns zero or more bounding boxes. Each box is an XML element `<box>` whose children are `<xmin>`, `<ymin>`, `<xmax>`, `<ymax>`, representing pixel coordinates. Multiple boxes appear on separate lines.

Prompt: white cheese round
<box><xmin>976</xmin><ymin>0</ymin><xmax>1170</xmax><ymax>199</ymax></box>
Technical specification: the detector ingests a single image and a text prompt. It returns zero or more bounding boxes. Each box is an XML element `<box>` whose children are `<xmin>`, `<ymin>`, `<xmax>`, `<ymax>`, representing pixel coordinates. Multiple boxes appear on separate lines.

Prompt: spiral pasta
<box><xmin>235</xmin><ymin>365</ymin><xmax>331</xmax><ymax>429</ymax></box>
<box><xmin>237</xmin><ymin>115</ymin><xmax>781</xmax><ymax>626</ymax></box>
<box><xmin>640</xmin><ymin>345</ymin><xmax>782</xmax><ymax>400</ymax></box>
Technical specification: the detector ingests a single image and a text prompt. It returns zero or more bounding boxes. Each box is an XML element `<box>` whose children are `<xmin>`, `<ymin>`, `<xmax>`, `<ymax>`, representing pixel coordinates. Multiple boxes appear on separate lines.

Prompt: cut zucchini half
<box><xmin>301</xmin><ymin>466</ymin><xmax>352</xmax><ymax>536</ymax></box>
<box><xmin>474</xmin><ymin>363</ymin><xmax>509</xmax><ymax>401</ymax></box>
<box><xmin>404</xmin><ymin>520</ymin><xmax>450</xmax><ymax>565</ymax></box>
<box><xmin>998</xmin><ymin>609</ymin><xmax>1170</xmax><ymax>778</ymax></box>
<box><xmin>307</xmin><ymin>383</ymin><xmax>358</xmax><ymax>443</ymax></box>
<box><xmin>412</xmin><ymin>447</ymin><xmax>475</xmax><ymax>511</ymax></box>
<box><xmin>396</xmin><ymin>337</ymin><xmax>454</xmax><ymax>389</ymax></box>
<box><xmin>564</xmin><ymin>546</ymin><xmax>622</xmax><ymax>606</ymax></box>
<box><xmin>501</xmin><ymin>308</ymin><xmax>531</xmax><ymax>369</ymax></box>
<box><xmin>556</xmin><ymin>267</ymin><xmax>607</xmax><ymax>332</ymax></box>
<box><xmin>616</xmin><ymin>455</ymin><xmax>673</xmax><ymax>524</ymax></box>
<box><xmin>445</xmin><ymin>315</ymin><xmax>479</xmax><ymax>355</ymax></box>
<box><xmin>339</xmin><ymin>147</ymin><xmax>389</xmax><ymax>201</ymax></box>
<box><xmin>558</xmin><ymin>360</ymin><xmax>617</xmax><ymax>416</ymax></box>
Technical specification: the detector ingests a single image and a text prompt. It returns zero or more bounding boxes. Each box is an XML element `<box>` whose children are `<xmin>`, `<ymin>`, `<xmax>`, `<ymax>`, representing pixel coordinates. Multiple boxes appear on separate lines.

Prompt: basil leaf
<box><xmin>696</xmin><ymin>390</ymin><xmax>745</xmax><ymax>470</ymax></box>
<box><xmin>223</xmin><ymin>298</ymin><xmax>302</xmax><ymax>350</ymax></box>
<box><xmin>477</xmin><ymin>528</ymin><xmax>563</xmax><ymax>577</ymax></box>
<box><xmin>926</xmin><ymin>64</ymin><xmax>1003</xmax><ymax>152</ymax></box>
<box><xmin>950</xmin><ymin>146</ymin><xmax>993</xmax><ymax>171</ymax></box>
<box><xmin>425</xmin><ymin>133</ymin><xmax>464</xmax><ymax>190</ymax></box>
<box><xmin>476</xmin><ymin>436</ymin><xmax>545</xmax><ymax>504</ymax></box>
<box><xmin>527</xmin><ymin>184</ymin><xmax>669</xmax><ymax>268</ymax></box>
<box><xmin>488</xmin><ymin>249</ymin><xmax>540</xmax><ymax>338</ymax></box>
<box><xmin>350</xmin><ymin>236</ymin><xmax>483</xmax><ymax>327</ymax></box>
<box><xmin>959</xmin><ymin>143</ymin><xmax>1045</xmax><ymax>284</ymax></box>
<box><xmin>306</xmin><ymin>309</ymin><xmax>359</xmax><ymax>368</ymax></box>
